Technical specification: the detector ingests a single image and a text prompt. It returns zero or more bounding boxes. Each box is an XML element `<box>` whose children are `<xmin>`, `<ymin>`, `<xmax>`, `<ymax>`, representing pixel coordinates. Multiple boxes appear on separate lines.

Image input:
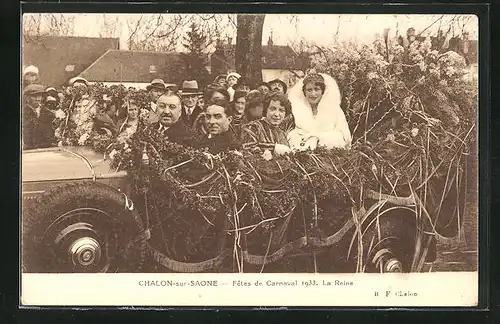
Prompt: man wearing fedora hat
<box><xmin>145</xmin><ymin>79</ymin><xmax>168</xmax><ymax>124</ymax></box>
<box><xmin>147</xmin><ymin>79</ymin><xmax>167</xmax><ymax>104</ymax></box>
<box><xmin>22</xmin><ymin>84</ymin><xmax>56</xmax><ymax>149</ymax></box>
<box><xmin>180</xmin><ymin>80</ymin><xmax>204</xmax><ymax>129</ymax></box>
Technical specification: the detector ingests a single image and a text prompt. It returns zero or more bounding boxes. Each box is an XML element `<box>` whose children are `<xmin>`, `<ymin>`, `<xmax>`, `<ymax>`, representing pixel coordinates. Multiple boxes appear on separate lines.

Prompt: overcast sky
<box><xmin>24</xmin><ymin>13</ymin><xmax>479</xmax><ymax>49</ymax></box>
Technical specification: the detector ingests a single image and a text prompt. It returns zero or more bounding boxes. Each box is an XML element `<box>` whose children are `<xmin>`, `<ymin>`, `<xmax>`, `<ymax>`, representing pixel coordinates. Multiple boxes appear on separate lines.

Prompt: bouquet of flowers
<box><xmin>54</xmin><ymin>85</ymin><xmax>98</xmax><ymax>146</ymax></box>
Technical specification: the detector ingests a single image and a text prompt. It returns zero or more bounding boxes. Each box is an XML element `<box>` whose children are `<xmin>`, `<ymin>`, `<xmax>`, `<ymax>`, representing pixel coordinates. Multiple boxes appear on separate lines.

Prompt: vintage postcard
<box><xmin>20</xmin><ymin>12</ymin><xmax>479</xmax><ymax>307</ymax></box>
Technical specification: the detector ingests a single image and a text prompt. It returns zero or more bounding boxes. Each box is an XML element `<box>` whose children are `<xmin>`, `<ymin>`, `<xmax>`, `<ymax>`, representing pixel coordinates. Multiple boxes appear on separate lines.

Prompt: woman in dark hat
<box><xmin>43</xmin><ymin>87</ymin><xmax>60</xmax><ymax>111</ymax></box>
<box><xmin>42</xmin><ymin>93</ymin><xmax>66</xmax><ymax>125</ymax></box>
<box><xmin>268</xmin><ymin>78</ymin><xmax>288</xmax><ymax>94</ymax></box>
<box><xmin>257</xmin><ymin>82</ymin><xmax>271</xmax><ymax>97</ymax></box>
<box><xmin>213</xmin><ymin>74</ymin><xmax>228</xmax><ymax>89</ymax></box>
<box><xmin>45</xmin><ymin>87</ymin><xmax>59</xmax><ymax>101</ymax></box>
<box><xmin>234</xmin><ymin>77</ymin><xmax>252</xmax><ymax>93</ymax></box>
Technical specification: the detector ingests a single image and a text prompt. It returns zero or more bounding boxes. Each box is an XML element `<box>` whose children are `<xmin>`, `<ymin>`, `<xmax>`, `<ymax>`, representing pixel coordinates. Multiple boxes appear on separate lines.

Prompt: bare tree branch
<box><xmin>155</xmin><ymin>14</ymin><xmax>183</xmax><ymax>38</ymax></box>
<box><xmin>334</xmin><ymin>15</ymin><xmax>341</xmax><ymax>43</ymax></box>
<box><xmin>227</xmin><ymin>14</ymin><xmax>237</xmax><ymax>28</ymax></box>
<box><xmin>127</xmin><ymin>14</ymin><xmax>144</xmax><ymax>48</ymax></box>
<box><xmin>146</xmin><ymin>15</ymin><xmax>163</xmax><ymax>39</ymax></box>
<box><xmin>417</xmin><ymin>15</ymin><xmax>445</xmax><ymax>37</ymax></box>
<box><xmin>199</xmin><ymin>14</ymin><xmax>216</xmax><ymax>22</ymax></box>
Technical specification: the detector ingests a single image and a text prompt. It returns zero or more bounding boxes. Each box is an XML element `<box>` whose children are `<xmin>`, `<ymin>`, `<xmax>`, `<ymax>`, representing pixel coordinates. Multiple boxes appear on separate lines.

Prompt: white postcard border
<box><xmin>21</xmin><ymin>272</ymin><xmax>478</xmax><ymax>307</ymax></box>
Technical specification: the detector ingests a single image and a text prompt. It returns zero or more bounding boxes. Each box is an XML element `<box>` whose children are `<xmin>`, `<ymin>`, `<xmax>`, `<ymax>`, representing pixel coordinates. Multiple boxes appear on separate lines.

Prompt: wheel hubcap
<box><xmin>372</xmin><ymin>249</ymin><xmax>403</xmax><ymax>273</ymax></box>
<box><xmin>69</xmin><ymin>237</ymin><xmax>101</xmax><ymax>267</ymax></box>
<box><xmin>43</xmin><ymin>209</ymin><xmax>120</xmax><ymax>272</ymax></box>
<box><xmin>384</xmin><ymin>258</ymin><xmax>403</xmax><ymax>273</ymax></box>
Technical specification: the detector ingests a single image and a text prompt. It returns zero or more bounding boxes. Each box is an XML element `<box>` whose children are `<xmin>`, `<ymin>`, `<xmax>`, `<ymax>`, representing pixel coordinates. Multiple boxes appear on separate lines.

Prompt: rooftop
<box><xmin>79</xmin><ymin>49</ymin><xmax>187</xmax><ymax>85</ymax></box>
<box><xmin>22</xmin><ymin>35</ymin><xmax>119</xmax><ymax>88</ymax></box>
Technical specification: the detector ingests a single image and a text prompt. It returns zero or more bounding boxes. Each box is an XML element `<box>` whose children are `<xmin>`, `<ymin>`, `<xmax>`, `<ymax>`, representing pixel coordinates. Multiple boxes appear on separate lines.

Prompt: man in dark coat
<box><xmin>22</xmin><ymin>84</ymin><xmax>56</xmax><ymax>150</ymax></box>
<box><xmin>143</xmin><ymin>92</ymin><xmax>196</xmax><ymax>146</ymax></box>
<box><xmin>180</xmin><ymin>80</ymin><xmax>204</xmax><ymax>129</ymax></box>
<box><xmin>195</xmin><ymin>102</ymin><xmax>241</xmax><ymax>154</ymax></box>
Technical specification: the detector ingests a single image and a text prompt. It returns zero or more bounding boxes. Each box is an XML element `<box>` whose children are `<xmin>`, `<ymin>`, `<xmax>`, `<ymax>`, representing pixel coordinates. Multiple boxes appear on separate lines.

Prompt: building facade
<box><xmin>22</xmin><ymin>35</ymin><xmax>119</xmax><ymax>89</ymax></box>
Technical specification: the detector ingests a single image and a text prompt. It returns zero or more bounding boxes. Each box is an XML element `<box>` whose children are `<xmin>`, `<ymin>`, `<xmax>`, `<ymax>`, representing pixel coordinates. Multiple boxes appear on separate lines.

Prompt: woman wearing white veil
<box><xmin>287</xmin><ymin>73</ymin><xmax>352</xmax><ymax>150</ymax></box>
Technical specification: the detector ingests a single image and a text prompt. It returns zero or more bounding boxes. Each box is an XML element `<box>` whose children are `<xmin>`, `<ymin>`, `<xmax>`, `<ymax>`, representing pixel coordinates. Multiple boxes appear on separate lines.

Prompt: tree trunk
<box><xmin>235</xmin><ymin>14</ymin><xmax>265</xmax><ymax>87</ymax></box>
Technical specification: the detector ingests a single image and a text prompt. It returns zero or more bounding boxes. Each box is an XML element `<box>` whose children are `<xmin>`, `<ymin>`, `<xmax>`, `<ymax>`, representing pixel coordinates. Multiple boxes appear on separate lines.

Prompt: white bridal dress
<box><xmin>287</xmin><ymin>73</ymin><xmax>352</xmax><ymax>150</ymax></box>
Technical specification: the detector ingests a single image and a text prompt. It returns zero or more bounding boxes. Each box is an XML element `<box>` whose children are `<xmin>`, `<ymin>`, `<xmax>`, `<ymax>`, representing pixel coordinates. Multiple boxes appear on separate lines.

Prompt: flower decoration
<box><xmin>39</xmin><ymin>35</ymin><xmax>475</xmax><ymax>267</ymax></box>
<box><xmin>261</xmin><ymin>149</ymin><xmax>273</xmax><ymax>161</ymax></box>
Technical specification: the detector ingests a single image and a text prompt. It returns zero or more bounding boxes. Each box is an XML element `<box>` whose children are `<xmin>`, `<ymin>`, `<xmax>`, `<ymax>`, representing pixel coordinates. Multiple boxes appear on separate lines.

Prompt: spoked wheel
<box><xmin>23</xmin><ymin>182</ymin><xmax>147</xmax><ymax>273</ymax></box>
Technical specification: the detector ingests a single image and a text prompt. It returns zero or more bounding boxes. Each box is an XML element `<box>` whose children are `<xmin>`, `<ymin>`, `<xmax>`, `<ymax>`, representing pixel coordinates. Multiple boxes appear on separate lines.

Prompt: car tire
<box><xmin>22</xmin><ymin>181</ymin><xmax>147</xmax><ymax>273</ymax></box>
<box><xmin>355</xmin><ymin>211</ymin><xmax>417</xmax><ymax>273</ymax></box>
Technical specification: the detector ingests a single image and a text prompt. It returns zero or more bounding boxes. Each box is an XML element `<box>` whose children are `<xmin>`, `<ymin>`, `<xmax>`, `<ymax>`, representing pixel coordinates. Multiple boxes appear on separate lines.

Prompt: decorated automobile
<box><xmin>22</xmin><ymin>41</ymin><xmax>476</xmax><ymax>274</ymax></box>
<box><xmin>21</xmin><ymin>127</ymin><xmax>471</xmax><ymax>274</ymax></box>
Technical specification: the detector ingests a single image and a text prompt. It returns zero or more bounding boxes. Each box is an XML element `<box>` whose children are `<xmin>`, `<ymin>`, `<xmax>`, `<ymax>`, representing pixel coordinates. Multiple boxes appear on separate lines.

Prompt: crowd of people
<box><xmin>21</xmin><ymin>65</ymin><xmax>352</xmax><ymax>157</ymax></box>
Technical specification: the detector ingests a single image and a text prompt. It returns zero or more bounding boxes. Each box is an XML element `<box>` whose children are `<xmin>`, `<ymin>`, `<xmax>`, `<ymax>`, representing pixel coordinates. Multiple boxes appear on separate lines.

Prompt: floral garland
<box><xmin>53</xmin><ymin>83</ymin><xmax>154</xmax><ymax>149</ymax></box>
<box><xmin>102</xmin><ymin>114</ymin><xmax>472</xmax><ymax>271</ymax></box>
<box><xmin>313</xmin><ymin>35</ymin><xmax>476</xmax><ymax>144</ymax></box>
<box><xmin>54</xmin><ymin>85</ymin><xmax>99</xmax><ymax>146</ymax></box>
<box><xmin>49</xmin><ymin>37</ymin><xmax>476</xmax><ymax>263</ymax></box>
<box><xmin>109</xmin><ymin>116</ymin><xmax>471</xmax><ymax>226</ymax></box>
<box><xmin>83</xmin><ymin>36</ymin><xmax>475</xmax><ymax>231</ymax></box>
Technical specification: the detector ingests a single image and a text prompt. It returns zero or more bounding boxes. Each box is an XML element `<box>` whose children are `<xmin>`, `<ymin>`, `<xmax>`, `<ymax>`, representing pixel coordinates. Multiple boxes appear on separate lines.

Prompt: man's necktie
<box><xmin>158</xmin><ymin>125</ymin><xmax>168</xmax><ymax>137</ymax></box>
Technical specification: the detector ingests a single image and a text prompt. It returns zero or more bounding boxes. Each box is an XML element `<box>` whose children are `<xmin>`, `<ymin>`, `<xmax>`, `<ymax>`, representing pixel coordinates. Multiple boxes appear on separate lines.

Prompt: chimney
<box><xmin>268</xmin><ymin>37</ymin><xmax>273</xmax><ymax>46</ymax></box>
<box><xmin>268</xmin><ymin>30</ymin><xmax>274</xmax><ymax>46</ymax></box>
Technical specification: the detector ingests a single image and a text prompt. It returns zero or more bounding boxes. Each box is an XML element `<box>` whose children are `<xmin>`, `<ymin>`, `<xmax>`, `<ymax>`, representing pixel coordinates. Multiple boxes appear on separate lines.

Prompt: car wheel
<box><xmin>22</xmin><ymin>182</ymin><xmax>147</xmax><ymax>273</ymax></box>
<box><xmin>355</xmin><ymin>212</ymin><xmax>417</xmax><ymax>273</ymax></box>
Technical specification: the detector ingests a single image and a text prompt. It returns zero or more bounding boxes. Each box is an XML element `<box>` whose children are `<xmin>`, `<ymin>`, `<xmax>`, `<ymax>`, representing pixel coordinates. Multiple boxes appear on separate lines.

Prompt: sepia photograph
<box><xmin>20</xmin><ymin>12</ymin><xmax>479</xmax><ymax>307</ymax></box>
